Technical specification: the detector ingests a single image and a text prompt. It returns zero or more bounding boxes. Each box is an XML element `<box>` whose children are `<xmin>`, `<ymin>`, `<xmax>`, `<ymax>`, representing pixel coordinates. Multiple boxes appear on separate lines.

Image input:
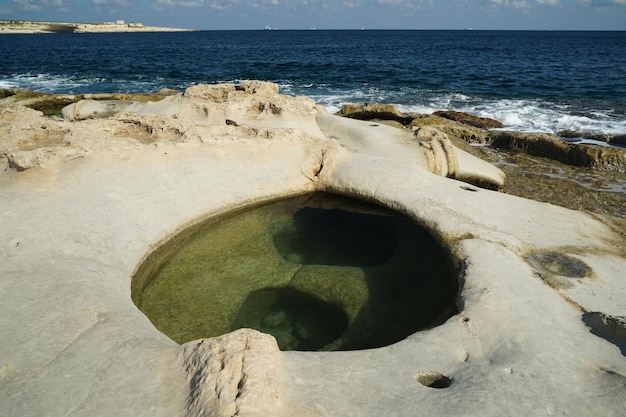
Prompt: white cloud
<box><xmin>488</xmin><ymin>0</ymin><xmax>530</xmax><ymax>10</ymax></box>
<box><xmin>374</xmin><ymin>0</ymin><xmax>433</xmax><ymax>7</ymax></box>
<box><xmin>578</xmin><ymin>0</ymin><xmax>626</xmax><ymax>6</ymax></box>
<box><xmin>92</xmin><ymin>0</ymin><xmax>130</xmax><ymax>5</ymax></box>
<box><xmin>154</xmin><ymin>0</ymin><xmax>205</xmax><ymax>7</ymax></box>
<box><xmin>45</xmin><ymin>0</ymin><xmax>69</xmax><ymax>6</ymax></box>
<box><xmin>12</xmin><ymin>0</ymin><xmax>43</xmax><ymax>11</ymax></box>
<box><xmin>257</xmin><ymin>0</ymin><xmax>281</xmax><ymax>7</ymax></box>
<box><xmin>11</xmin><ymin>0</ymin><xmax>70</xmax><ymax>11</ymax></box>
<box><xmin>151</xmin><ymin>0</ymin><xmax>207</xmax><ymax>13</ymax></box>
<box><xmin>208</xmin><ymin>1</ymin><xmax>231</xmax><ymax>11</ymax></box>
<box><xmin>536</xmin><ymin>0</ymin><xmax>559</xmax><ymax>5</ymax></box>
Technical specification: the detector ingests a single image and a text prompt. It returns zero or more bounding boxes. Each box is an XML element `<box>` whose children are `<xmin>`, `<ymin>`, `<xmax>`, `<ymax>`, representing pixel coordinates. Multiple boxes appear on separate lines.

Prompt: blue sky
<box><xmin>1</xmin><ymin>0</ymin><xmax>625</xmax><ymax>30</ymax></box>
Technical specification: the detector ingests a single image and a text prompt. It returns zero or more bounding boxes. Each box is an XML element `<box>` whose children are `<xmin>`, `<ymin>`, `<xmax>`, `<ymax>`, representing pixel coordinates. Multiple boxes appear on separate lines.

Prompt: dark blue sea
<box><xmin>1</xmin><ymin>30</ymin><xmax>625</xmax><ymax>135</ymax></box>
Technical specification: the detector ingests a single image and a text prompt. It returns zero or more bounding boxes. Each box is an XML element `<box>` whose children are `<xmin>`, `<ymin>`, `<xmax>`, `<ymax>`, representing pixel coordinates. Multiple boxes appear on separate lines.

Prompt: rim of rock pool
<box><xmin>131</xmin><ymin>192</ymin><xmax>462</xmax><ymax>352</ymax></box>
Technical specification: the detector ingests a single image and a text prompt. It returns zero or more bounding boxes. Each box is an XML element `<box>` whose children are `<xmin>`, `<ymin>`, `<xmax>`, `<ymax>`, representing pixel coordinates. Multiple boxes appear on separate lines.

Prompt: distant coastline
<box><xmin>0</xmin><ymin>19</ymin><xmax>196</xmax><ymax>34</ymax></box>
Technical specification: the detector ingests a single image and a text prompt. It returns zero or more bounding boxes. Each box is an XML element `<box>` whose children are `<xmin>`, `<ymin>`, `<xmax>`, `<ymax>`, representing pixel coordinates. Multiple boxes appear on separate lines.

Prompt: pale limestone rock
<box><xmin>414</xmin><ymin>126</ymin><xmax>459</xmax><ymax>178</ymax></box>
<box><xmin>184</xmin><ymin>81</ymin><xmax>279</xmax><ymax>101</ymax></box>
<box><xmin>177</xmin><ymin>329</ymin><xmax>283</xmax><ymax>417</ymax></box>
<box><xmin>317</xmin><ymin>110</ymin><xmax>505</xmax><ymax>189</ymax></box>
<box><xmin>6</xmin><ymin>146</ymin><xmax>84</xmax><ymax>171</ymax></box>
<box><xmin>0</xmin><ymin>81</ymin><xmax>624</xmax><ymax>417</ymax></box>
<box><xmin>62</xmin><ymin>99</ymin><xmax>134</xmax><ymax>121</ymax></box>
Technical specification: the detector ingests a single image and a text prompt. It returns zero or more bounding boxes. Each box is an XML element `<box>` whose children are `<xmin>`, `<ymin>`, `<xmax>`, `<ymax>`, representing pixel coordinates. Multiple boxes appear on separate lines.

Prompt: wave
<box><xmin>284</xmin><ymin>82</ymin><xmax>626</xmax><ymax>137</ymax></box>
<box><xmin>0</xmin><ymin>73</ymin><xmax>171</xmax><ymax>95</ymax></box>
<box><xmin>3</xmin><ymin>74</ymin><xmax>624</xmax><ymax>137</ymax></box>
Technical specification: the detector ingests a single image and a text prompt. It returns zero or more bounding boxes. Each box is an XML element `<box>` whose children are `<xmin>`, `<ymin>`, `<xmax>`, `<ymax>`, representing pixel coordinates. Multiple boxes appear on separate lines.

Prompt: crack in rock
<box><xmin>177</xmin><ymin>329</ymin><xmax>283</xmax><ymax>417</ymax></box>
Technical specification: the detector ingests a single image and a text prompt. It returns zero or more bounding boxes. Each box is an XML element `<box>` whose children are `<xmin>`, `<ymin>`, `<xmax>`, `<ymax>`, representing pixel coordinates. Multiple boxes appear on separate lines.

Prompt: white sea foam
<box><xmin>6</xmin><ymin>73</ymin><xmax>88</xmax><ymax>93</ymax></box>
<box><xmin>0</xmin><ymin>73</ymin><xmax>171</xmax><ymax>94</ymax></box>
<box><xmin>3</xmin><ymin>73</ymin><xmax>625</xmax><ymax>140</ymax></box>
<box><xmin>309</xmin><ymin>88</ymin><xmax>626</xmax><ymax>137</ymax></box>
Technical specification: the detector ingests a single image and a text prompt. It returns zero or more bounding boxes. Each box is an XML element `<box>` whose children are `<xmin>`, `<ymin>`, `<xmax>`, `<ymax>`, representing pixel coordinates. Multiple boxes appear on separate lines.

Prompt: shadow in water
<box><xmin>271</xmin><ymin>198</ymin><xmax>459</xmax><ymax>351</ymax></box>
<box><xmin>231</xmin><ymin>287</ymin><xmax>348</xmax><ymax>351</ymax></box>
<box><xmin>133</xmin><ymin>192</ymin><xmax>460</xmax><ymax>352</ymax></box>
<box><xmin>583</xmin><ymin>312</ymin><xmax>626</xmax><ymax>356</ymax></box>
<box><xmin>273</xmin><ymin>206</ymin><xmax>397</xmax><ymax>267</ymax></box>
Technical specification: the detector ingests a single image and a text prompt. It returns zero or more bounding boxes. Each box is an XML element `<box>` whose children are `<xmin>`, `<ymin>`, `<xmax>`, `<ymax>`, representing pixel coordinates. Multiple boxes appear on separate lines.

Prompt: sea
<box><xmin>1</xmin><ymin>30</ymin><xmax>625</xmax><ymax>137</ymax></box>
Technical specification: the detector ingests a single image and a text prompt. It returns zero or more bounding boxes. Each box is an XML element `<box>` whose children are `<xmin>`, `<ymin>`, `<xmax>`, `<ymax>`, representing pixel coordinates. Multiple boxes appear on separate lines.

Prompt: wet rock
<box><xmin>559</xmin><ymin>130</ymin><xmax>626</xmax><ymax>147</ymax></box>
<box><xmin>526</xmin><ymin>251</ymin><xmax>591</xmax><ymax>288</ymax></box>
<box><xmin>409</xmin><ymin>114</ymin><xmax>490</xmax><ymax>144</ymax></box>
<box><xmin>433</xmin><ymin>110</ymin><xmax>504</xmax><ymax>130</ymax></box>
<box><xmin>336</xmin><ymin>103</ymin><xmax>414</xmax><ymax>125</ymax></box>
<box><xmin>0</xmin><ymin>89</ymin><xmax>177</xmax><ymax>117</ymax></box>
<box><xmin>526</xmin><ymin>252</ymin><xmax>590</xmax><ymax>278</ymax></box>
<box><xmin>12</xmin><ymin>94</ymin><xmax>75</xmax><ymax>116</ymax></box>
<box><xmin>489</xmin><ymin>130</ymin><xmax>626</xmax><ymax>172</ymax></box>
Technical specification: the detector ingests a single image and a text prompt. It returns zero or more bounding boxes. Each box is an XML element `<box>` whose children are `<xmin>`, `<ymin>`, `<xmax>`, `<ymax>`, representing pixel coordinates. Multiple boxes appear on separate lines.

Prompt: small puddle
<box><xmin>132</xmin><ymin>193</ymin><xmax>460</xmax><ymax>351</ymax></box>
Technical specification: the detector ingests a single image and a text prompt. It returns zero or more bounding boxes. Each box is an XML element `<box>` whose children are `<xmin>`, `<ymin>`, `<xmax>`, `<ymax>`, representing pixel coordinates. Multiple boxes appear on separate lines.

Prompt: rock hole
<box><xmin>416</xmin><ymin>371</ymin><xmax>452</xmax><ymax>389</ymax></box>
<box><xmin>460</xmin><ymin>186</ymin><xmax>478</xmax><ymax>192</ymax></box>
<box><xmin>132</xmin><ymin>193</ymin><xmax>460</xmax><ymax>351</ymax></box>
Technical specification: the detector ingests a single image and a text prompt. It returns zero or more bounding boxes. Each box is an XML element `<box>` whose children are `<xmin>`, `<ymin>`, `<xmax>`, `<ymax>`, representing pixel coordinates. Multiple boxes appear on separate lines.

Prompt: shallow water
<box><xmin>133</xmin><ymin>193</ymin><xmax>459</xmax><ymax>351</ymax></box>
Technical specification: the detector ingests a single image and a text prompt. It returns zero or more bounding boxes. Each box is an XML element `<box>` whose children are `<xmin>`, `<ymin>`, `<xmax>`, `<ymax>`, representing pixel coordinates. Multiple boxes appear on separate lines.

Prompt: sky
<box><xmin>1</xmin><ymin>0</ymin><xmax>625</xmax><ymax>30</ymax></box>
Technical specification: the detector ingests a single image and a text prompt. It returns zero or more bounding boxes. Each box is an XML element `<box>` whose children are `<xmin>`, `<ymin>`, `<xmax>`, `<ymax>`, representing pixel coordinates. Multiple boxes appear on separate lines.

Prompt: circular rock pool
<box><xmin>132</xmin><ymin>193</ymin><xmax>460</xmax><ymax>351</ymax></box>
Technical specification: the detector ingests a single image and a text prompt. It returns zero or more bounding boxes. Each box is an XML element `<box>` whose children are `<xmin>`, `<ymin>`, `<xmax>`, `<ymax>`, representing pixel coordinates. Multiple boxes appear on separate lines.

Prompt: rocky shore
<box><xmin>0</xmin><ymin>20</ymin><xmax>195</xmax><ymax>34</ymax></box>
<box><xmin>3</xmin><ymin>87</ymin><xmax>624</xmax><ymax>218</ymax></box>
<box><xmin>336</xmin><ymin>103</ymin><xmax>626</xmax><ymax>219</ymax></box>
<box><xmin>1</xmin><ymin>82</ymin><xmax>625</xmax><ymax>417</ymax></box>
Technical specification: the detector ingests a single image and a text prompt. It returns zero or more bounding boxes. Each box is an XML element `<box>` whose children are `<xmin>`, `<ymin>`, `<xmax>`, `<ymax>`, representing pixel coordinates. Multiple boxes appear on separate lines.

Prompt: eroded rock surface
<box><xmin>489</xmin><ymin>130</ymin><xmax>626</xmax><ymax>172</ymax></box>
<box><xmin>1</xmin><ymin>81</ymin><xmax>624</xmax><ymax>417</ymax></box>
<box><xmin>178</xmin><ymin>329</ymin><xmax>284</xmax><ymax>417</ymax></box>
<box><xmin>338</xmin><ymin>102</ymin><xmax>626</xmax><ymax>173</ymax></box>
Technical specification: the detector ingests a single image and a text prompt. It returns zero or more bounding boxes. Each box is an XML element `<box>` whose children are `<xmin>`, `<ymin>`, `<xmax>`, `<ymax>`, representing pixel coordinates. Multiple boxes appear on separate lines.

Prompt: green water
<box><xmin>133</xmin><ymin>193</ymin><xmax>460</xmax><ymax>351</ymax></box>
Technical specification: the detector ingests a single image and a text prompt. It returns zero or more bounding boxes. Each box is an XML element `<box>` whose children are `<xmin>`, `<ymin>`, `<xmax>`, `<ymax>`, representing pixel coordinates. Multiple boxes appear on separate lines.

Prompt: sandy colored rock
<box><xmin>0</xmin><ymin>81</ymin><xmax>624</xmax><ymax>417</ymax></box>
<box><xmin>177</xmin><ymin>329</ymin><xmax>284</xmax><ymax>417</ymax></box>
<box><xmin>337</xmin><ymin>103</ymin><xmax>414</xmax><ymax>125</ymax></box>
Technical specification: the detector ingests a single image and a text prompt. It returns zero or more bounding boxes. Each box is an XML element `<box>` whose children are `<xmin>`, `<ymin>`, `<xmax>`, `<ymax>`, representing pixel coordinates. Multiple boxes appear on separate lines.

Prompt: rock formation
<box><xmin>0</xmin><ymin>20</ymin><xmax>195</xmax><ymax>34</ymax></box>
<box><xmin>340</xmin><ymin>102</ymin><xmax>626</xmax><ymax>173</ymax></box>
<box><xmin>0</xmin><ymin>82</ymin><xmax>624</xmax><ymax>417</ymax></box>
<box><xmin>489</xmin><ymin>130</ymin><xmax>626</xmax><ymax>172</ymax></box>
